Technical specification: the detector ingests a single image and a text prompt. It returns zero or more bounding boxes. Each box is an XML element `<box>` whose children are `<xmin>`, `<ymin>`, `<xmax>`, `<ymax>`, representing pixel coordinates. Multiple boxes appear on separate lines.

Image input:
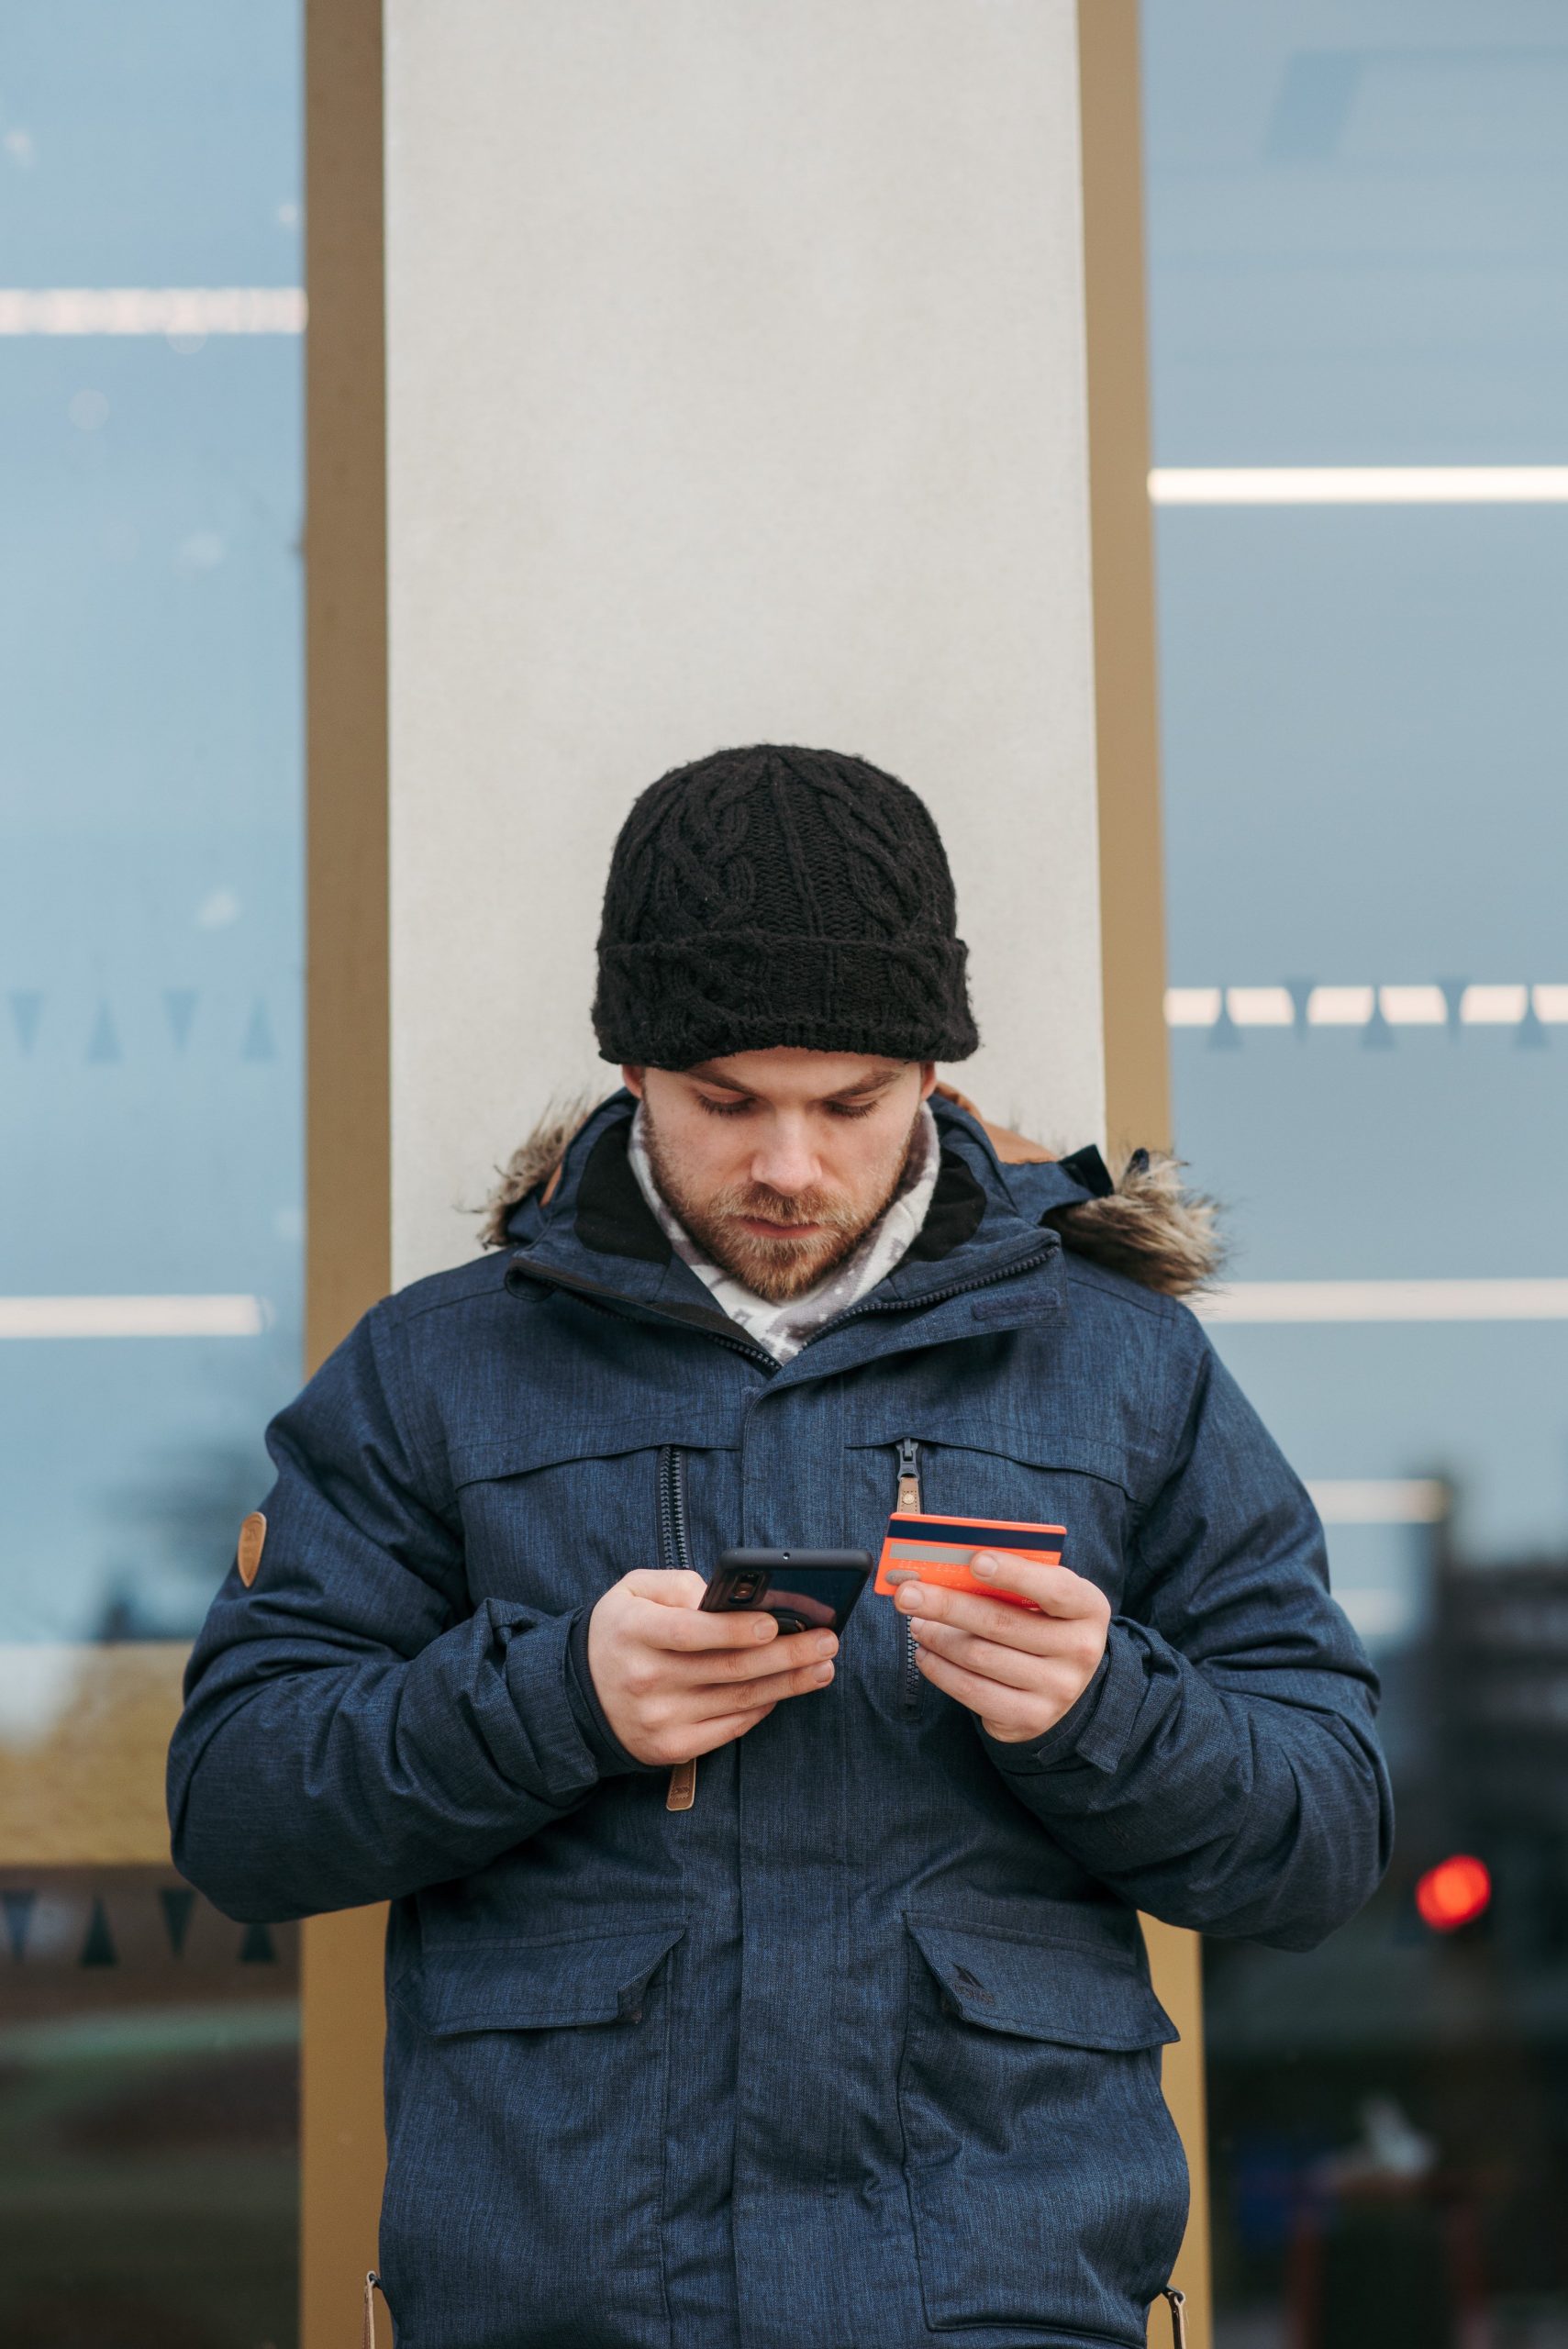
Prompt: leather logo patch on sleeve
<box><xmin>237</xmin><ymin>1512</ymin><xmax>267</xmax><ymax>1587</ymax></box>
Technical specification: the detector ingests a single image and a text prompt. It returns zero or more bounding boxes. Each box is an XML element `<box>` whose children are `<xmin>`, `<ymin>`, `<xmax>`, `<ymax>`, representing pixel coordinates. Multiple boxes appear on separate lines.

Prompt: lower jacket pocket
<box><xmin>898</xmin><ymin>1915</ymin><xmax>1188</xmax><ymax>2344</ymax></box>
<box><xmin>378</xmin><ymin>1924</ymin><xmax>685</xmax><ymax>2349</ymax></box>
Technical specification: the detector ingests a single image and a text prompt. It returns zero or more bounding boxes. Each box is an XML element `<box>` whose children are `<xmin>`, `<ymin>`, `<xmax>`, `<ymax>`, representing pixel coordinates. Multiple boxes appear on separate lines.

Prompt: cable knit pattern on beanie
<box><xmin>592</xmin><ymin>743</ymin><xmax>980</xmax><ymax>1067</ymax></box>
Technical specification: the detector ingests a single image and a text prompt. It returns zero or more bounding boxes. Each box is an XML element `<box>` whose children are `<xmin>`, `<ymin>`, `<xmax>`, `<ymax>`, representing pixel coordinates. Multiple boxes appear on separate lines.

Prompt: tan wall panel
<box><xmin>1142</xmin><ymin>1918</ymin><xmax>1212</xmax><ymax>2346</ymax></box>
<box><xmin>1081</xmin><ymin>0</ymin><xmax>1172</xmax><ymax>1167</ymax></box>
<box><xmin>304</xmin><ymin>0</ymin><xmax>394</xmax><ymax>2342</ymax></box>
<box><xmin>305</xmin><ymin>0</ymin><xmax>391</xmax><ymax>1375</ymax></box>
<box><xmin>0</xmin><ymin>1644</ymin><xmax>184</xmax><ymax>1865</ymax></box>
<box><xmin>302</xmin><ymin>1902</ymin><xmax>393</xmax><ymax>2347</ymax></box>
<box><xmin>1080</xmin><ymin>8</ymin><xmax>1210</xmax><ymax>2345</ymax></box>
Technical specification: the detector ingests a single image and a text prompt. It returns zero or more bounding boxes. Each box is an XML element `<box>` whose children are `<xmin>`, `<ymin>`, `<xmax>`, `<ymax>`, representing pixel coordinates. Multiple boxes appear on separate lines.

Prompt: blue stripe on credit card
<box><xmin>883</xmin><ymin>1518</ymin><xmax>1063</xmax><ymax>1554</ymax></box>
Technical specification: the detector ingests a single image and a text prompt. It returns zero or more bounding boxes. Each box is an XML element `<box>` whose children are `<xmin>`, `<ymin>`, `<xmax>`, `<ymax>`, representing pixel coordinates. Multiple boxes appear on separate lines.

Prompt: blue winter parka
<box><xmin>167</xmin><ymin>1091</ymin><xmax>1392</xmax><ymax>2349</ymax></box>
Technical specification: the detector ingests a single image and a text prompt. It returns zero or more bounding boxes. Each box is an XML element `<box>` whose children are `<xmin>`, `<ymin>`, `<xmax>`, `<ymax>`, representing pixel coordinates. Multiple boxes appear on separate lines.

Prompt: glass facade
<box><xmin>1143</xmin><ymin>7</ymin><xmax>1568</xmax><ymax>2343</ymax></box>
<box><xmin>6</xmin><ymin>8</ymin><xmax>1562</xmax><ymax>2344</ymax></box>
<box><xmin>0</xmin><ymin>1868</ymin><xmax>299</xmax><ymax>2347</ymax></box>
<box><xmin>0</xmin><ymin>3</ymin><xmax>304</xmax><ymax>1650</ymax></box>
<box><xmin>1</xmin><ymin>10</ymin><xmax>304</xmax><ymax>2343</ymax></box>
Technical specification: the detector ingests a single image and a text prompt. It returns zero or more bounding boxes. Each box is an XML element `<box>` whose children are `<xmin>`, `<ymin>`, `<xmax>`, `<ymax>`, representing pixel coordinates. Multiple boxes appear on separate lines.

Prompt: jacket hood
<box><xmin>479</xmin><ymin>1084</ymin><xmax>1222</xmax><ymax>1299</ymax></box>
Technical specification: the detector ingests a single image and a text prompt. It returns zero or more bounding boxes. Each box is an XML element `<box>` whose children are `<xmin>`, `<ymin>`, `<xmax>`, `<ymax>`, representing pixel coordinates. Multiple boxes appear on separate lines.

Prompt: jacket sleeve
<box><xmin>166</xmin><ymin>1301</ymin><xmax>610</xmax><ymax>1924</ymax></box>
<box><xmin>978</xmin><ymin>1321</ymin><xmax>1395</xmax><ymax>1951</ymax></box>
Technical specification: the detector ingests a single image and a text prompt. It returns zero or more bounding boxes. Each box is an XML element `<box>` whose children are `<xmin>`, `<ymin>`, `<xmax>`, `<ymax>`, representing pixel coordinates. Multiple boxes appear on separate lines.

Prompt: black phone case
<box><xmin>701</xmin><ymin>1549</ymin><xmax>873</xmax><ymax>1636</ymax></box>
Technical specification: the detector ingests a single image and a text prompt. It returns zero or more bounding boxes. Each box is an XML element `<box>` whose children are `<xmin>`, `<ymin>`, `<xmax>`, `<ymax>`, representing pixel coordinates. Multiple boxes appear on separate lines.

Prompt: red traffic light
<box><xmin>1416</xmin><ymin>1854</ymin><xmax>1491</xmax><ymax>1932</ymax></box>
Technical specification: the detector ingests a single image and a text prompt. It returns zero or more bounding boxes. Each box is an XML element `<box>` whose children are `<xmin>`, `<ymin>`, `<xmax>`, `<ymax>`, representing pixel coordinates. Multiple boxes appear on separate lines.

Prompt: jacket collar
<box><xmin>501</xmin><ymin>1089</ymin><xmax>1104</xmax><ymax>1378</ymax></box>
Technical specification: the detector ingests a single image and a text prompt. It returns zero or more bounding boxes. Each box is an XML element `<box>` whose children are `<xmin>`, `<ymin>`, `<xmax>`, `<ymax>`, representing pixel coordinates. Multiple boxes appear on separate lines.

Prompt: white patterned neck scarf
<box><xmin>627</xmin><ymin>1099</ymin><xmax>941</xmax><ymax>1364</ymax></box>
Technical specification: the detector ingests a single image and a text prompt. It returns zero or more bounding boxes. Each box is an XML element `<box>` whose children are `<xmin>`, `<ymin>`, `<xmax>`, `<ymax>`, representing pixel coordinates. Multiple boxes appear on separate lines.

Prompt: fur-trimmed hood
<box><xmin>480</xmin><ymin>1085</ymin><xmax>1222</xmax><ymax>1298</ymax></box>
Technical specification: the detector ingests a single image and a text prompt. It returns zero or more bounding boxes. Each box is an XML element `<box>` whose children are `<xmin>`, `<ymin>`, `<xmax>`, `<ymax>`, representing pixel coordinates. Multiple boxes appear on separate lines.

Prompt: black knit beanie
<box><xmin>592</xmin><ymin>743</ymin><xmax>979</xmax><ymax>1067</ymax></box>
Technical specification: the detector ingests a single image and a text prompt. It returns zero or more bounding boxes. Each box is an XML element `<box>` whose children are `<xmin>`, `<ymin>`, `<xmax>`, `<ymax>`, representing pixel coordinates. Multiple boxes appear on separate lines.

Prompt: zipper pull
<box><xmin>666</xmin><ymin>1759</ymin><xmax>696</xmax><ymax>1810</ymax></box>
<box><xmin>363</xmin><ymin>2271</ymin><xmax>384</xmax><ymax>2349</ymax></box>
<box><xmin>896</xmin><ymin>1439</ymin><xmax>922</xmax><ymax>1513</ymax></box>
<box><xmin>1162</xmin><ymin>2287</ymin><xmax>1187</xmax><ymax>2347</ymax></box>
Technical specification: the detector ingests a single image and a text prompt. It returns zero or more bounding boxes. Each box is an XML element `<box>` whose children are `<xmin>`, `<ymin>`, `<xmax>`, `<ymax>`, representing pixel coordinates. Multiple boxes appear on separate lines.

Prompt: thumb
<box><xmin>624</xmin><ymin>1568</ymin><xmax>708</xmax><ymax>1609</ymax></box>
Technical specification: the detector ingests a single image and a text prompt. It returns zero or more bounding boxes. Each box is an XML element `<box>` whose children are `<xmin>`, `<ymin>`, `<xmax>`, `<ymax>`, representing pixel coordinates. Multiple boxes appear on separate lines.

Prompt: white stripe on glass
<box><xmin>1306</xmin><ymin>1479</ymin><xmax>1448</xmax><ymax>1524</ymax></box>
<box><xmin>1151</xmin><ymin>466</ymin><xmax>1568</xmax><ymax>506</ymax></box>
<box><xmin>1307</xmin><ymin>985</ymin><xmax>1374</xmax><ymax>1027</ymax></box>
<box><xmin>1460</xmin><ymin>984</ymin><xmax>1529</xmax><ymax>1025</ymax></box>
<box><xmin>1164</xmin><ymin>984</ymin><xmax>1568</xmax><ymax>1029</ymax></box>
<box><xmin>1379</xmin><ymin>985</ymin><xmax>1447</xmax><ymax>1025</ymax></box>
<box><xmin>1198</xmin><ymin>1280</ymin><xmax>1568</xmax><ymax>1325</ymax></box>
<box><xmin>0</xmin><ymin>288</ymin><xmax>306</xmax><ymax>335</ymax></box>
<box><xmin>0</xmin><ymin>1295</ymin><xmax>266</xmax><ymax>1338</ymax></box>
<box><xmin>1164</xmin><ymin>987</ymin><xmax>1223</xmax><ymax>1028</ymax></box>
<box><xmin>1227</xmin><ymin>986</ymin><xmax>1295</xmax><ymax>1027</ymax></box>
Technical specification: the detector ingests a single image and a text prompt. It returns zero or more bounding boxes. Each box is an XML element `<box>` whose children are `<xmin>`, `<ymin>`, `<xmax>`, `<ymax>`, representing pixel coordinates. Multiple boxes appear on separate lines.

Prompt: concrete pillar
<box><xmin>305</xmin><ymin>4</ymin><xmax>1206</xmax><ymax>2343</ymax></box>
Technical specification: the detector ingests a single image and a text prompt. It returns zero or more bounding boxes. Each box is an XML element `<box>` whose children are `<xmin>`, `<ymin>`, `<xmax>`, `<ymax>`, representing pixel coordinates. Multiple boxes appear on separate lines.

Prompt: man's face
<box><xmin>624</xmin><ymin>1050</ymin><xmax>937</xmax><ymax>1303</ymax></box>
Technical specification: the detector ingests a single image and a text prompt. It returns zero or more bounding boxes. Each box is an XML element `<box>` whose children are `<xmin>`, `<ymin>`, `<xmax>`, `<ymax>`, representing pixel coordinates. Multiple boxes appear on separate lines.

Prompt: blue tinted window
<box><xmin>0</xmin><ymin>2</ymin><xmax>303</xmax><ymax>1645</ymax></box>
<box><xmin>1145</xmin><ymin>6</ymin><xmax>1568</xmax><ymax>2339</ymax></box>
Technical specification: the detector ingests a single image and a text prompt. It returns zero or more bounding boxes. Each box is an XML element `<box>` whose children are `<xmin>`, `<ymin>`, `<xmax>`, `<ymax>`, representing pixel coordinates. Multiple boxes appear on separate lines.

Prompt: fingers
<box><xmin>906</xmin><ymin>1616</ymin><xmax>1089</xmax><ymax>1709</ymax></box>
<box><xmin>641</xmin><ymin>1702</ymin><xmax>779</xmax><ymax>1767</ymax></box>
<box><xmin>906</xmin><ymin>1616</ymin><xmax>1065</xmax><ymax>1691</ymax></box>
<box><xmin>618</xmin><ymin>1569</ymin><xmax>711</xmax><ymax>1612</ymax></box>
<box><xmin>911</xmin><ymin>1643</ymin><xmax>1060</xmax><ymax>1739</ymax></box>
<box><xmin>627</xmin><ymin>1588</ymin><xmax>783</xmax><ymax>1652</ymax></box>
<box><xmin>893</xmin><ymin>1580</ymin><xmax>1076</xmax><ymax>1652</ymax></box>
<box><xmin>682</xmin><ymin>1626</ymin><xmax>838</xmax><ymax>1687</ymax></box>
<box><xmin>637</xmin><ymin>1652</ymin><xmax>836</xmax><ymax>1760</ymax></box>
<box><xmin>629</xmin><ymin>1594</ymin><xmax>845</xmax><ymax>1676</ymax></box>
<box><xmin>681</xmin><ymin>1703</ymin><xmax>778</xmax><ymax>1757</ymax></box>
<box><xmin>893</xmin><ymin>1562</ymin><xmax>1107</xmax><ymax>1643</ymax></box>
<box><xmin>966</xmin><ymin>1551</ymin><xmax>1106</xmax><ymax>1618</ymax></box>
<box><xmin>893</xmin><ymin>1579</ymin><xmax>1054</xmax><ymax>1647</ymax></box>
<box><xmin>686</xmin><ymin>1653</ymin><xmax>835</xmax><ymax>1719</ymax></box>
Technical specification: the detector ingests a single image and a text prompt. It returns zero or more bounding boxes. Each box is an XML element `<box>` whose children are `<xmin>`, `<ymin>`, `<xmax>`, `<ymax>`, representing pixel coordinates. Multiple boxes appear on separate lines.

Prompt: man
<box><xmin>168</xmin><ymin>743</ymin><xmax>1392</xmax><ymax>2349</ymax></box>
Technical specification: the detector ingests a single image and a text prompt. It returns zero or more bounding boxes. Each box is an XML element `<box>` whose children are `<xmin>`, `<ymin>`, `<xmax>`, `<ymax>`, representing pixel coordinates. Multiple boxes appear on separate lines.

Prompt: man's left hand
<box><xmin>892</xmin><ymin>1552</ymin><xmax>1111</xmax><ymax>1743</ymax></box>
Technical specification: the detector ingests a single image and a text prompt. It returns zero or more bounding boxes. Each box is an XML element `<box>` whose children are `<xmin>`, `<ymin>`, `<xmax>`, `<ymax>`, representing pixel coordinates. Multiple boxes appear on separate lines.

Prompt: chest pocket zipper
<box><xmin>658</xmin><ymin>1443</ymin><xmax>692</xmax><ymax>1575</ymax></box>
<box><xmin>659</xmin><ymin>1446</ymin><xmax>698</xmax><ymax>1812</ymax></box>
<box><xmin>895</xmin><ymin>1439</ymin><xmax>923</xmax><ymax>1719</ymax></box>
<box><xmin>666</xmin><ymin>1441</ymin><xmax>932</xmax><ymax>1753</ymax></box>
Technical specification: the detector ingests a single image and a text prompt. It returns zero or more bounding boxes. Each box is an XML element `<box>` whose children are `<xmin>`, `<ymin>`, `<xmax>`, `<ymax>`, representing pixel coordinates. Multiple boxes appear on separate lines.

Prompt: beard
<box><xmin>642</xmin><ymin>1106</ymin><xmax>923</xmax><ymax>1304</ymax></box>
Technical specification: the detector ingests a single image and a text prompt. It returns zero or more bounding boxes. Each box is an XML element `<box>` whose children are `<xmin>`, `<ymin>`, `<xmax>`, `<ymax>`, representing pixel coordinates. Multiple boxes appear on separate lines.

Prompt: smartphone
<box><xmin>701</xmin><ymin>1549</ymin><xmax>873</xmax><ymax>1636</ymax></box>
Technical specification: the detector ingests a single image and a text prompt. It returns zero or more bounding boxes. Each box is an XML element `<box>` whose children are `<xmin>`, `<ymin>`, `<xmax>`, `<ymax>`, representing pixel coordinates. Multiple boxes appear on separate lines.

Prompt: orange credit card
<box><xmin>875</xmin><ymin>1511</ymin><xmax>1066</xmax><ymax>1612</ymax></box>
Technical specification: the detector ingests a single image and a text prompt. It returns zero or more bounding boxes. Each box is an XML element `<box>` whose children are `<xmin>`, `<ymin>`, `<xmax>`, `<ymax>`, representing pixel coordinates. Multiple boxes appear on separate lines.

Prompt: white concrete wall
<box><xmin>384</xmin><ymin>0</ymin><xmax>1102</xmax><ymax>1286</ymax></box>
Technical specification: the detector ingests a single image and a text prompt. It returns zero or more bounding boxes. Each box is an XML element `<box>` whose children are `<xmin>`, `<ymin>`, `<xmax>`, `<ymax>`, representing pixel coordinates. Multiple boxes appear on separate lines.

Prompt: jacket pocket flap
<box><xmin>846</xmin><ymin>1421</ymin><xmax>1139</xmax><ymax>1494</ymax></box>
<box><xmin>412</xmin><ymin>1925</ymin><xmax>685</xmax><ymax>2033</ymax></box>
<box><xmin>448</xmin><ymin>1420</ymin><xmax>736</xmax><ymax>1486</ymax></box>
<box><xmin>906</xmin><ymin>1918</ymin><xmax>1176</xmax><ymax>2052</ymax></box>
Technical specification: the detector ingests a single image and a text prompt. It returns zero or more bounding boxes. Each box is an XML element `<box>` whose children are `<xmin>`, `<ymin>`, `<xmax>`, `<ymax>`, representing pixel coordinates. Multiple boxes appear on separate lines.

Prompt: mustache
<box><xmin>711</xmin><ymin>1184</ymin><xmax>862</xmax><ymax>1240</ymax></box>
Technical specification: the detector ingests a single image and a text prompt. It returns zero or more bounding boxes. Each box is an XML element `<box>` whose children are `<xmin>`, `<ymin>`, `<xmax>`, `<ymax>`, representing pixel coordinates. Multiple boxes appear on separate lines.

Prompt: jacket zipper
<box><xmin>838</xmin><ymin>1242</ymin><xmax>1057</xmax><ymax>1729</ymax></box>
<box><xmin>659</xmin><ymin>1447</ymin><xmax>697</xmax><ymax>1812</ymax></box>
<box><xmin>533</xmin><ymin>1242</ymin><xmax>1059</xmax><ymax>1753</ymax></box>
<box><xmin>658</xmin><ymin>1443</ymin><xmax>692</xmax><ymax>1575</ymax></box>
<box><xmin>510</xmin><ymin>1262</ymin><xmax>777</xmax><ymax>1371</ymax></box>
<box><xmin>895</xmin><ymin>1439</ymin><xmax>923</xmax><ymax>1718</ymax></box>
<box><xmin>797</xmin><ymin>1238</ymin><xmax>1058</xmax><ymax>1353</ymax></box>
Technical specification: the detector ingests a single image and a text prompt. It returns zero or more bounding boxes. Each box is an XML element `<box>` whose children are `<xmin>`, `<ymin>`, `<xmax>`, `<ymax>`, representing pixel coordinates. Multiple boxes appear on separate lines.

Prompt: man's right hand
<box><xmin>586</xmin><ymin>1570</ymin><xmax>839</xmax><ymax>1765</ymax></box>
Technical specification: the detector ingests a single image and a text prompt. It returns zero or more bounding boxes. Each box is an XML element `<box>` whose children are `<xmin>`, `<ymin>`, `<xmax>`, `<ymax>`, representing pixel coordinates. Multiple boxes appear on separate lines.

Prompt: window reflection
<box><xmin>0</xmin><ymin>1868</ymin><xmax>299</xmax><ymax>2349</ymax></box>
<box><xmin>0</xmin><ymin>0</ymin><xmax>304</xmax><ymax>1652</ymax></box>
<box><xmin>1144</xmin><ymin>6</ymin><xmax>1568</xmax><ymax>2341</ymax></box>
<box><xmin>1203</xmin><ymin>1496</ymin><xmax>1568</xmax><ymax>2345</ymax></box>
<box><xmin>0</xmin><ymin>8</ymin><xmax>305</xmax><ymax>2341</ymax></box>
